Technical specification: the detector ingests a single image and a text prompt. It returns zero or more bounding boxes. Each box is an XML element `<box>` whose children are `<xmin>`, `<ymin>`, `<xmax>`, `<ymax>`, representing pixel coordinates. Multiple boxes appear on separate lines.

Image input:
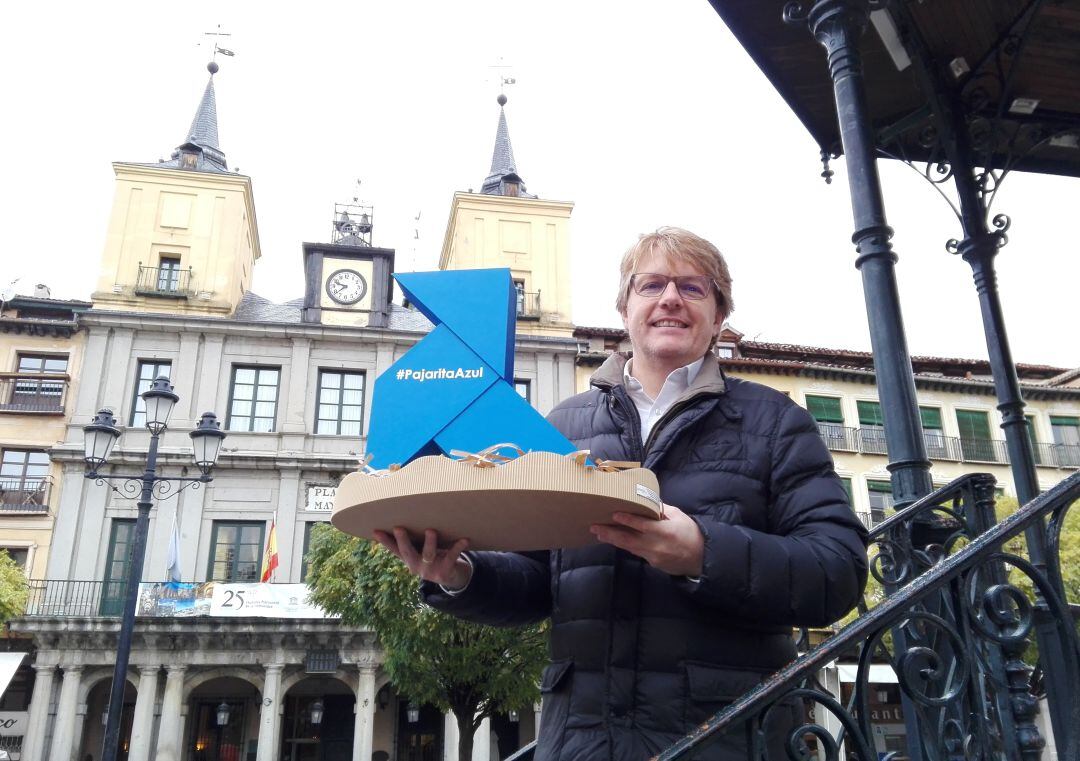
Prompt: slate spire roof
<box><xmin>480</xmin><ymin>95</ymin><xmax>534</xmax><ymax>197</ymax></box>
<box><xmin>162</xmin><ymin>62</ymin><xmax>230</xmax><ymax>173</ymax></box>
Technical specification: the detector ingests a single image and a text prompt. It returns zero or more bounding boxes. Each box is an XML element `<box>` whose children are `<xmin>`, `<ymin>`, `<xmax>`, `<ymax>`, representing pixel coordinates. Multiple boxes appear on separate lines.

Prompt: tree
<box><xmin>306</xmin><ymin>524</ymin><xmax>548</xmax><ymax>761</ymax></box>
<box><xmin>997</xmin><ymin>495</ymin><xmax>1080</xmax><ymax>614</ymax></box>
<box><xmin>0</xmin><ymin>550</ymin><xmax>28</xmax><ymax>623</ymax></box>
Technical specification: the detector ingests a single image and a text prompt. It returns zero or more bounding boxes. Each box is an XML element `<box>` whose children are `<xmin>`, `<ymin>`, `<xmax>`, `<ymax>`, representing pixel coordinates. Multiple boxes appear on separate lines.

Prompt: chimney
<box><xmin>34</xmin><ymin>284</ymin><xmax>51</xmax><ymax>299</ymax></box>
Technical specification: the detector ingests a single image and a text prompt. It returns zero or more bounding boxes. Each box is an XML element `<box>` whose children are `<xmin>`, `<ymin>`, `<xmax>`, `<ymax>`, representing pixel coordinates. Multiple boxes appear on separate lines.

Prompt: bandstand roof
<box><xmin>708</xmin><ymin>0</ymin><xmax>1080</xmax><ymax>178</ymax></box>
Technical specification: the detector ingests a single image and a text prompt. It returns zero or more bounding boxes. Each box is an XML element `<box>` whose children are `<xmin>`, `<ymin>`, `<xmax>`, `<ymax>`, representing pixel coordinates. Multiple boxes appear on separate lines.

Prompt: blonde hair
<box><xmin>615</xmin><ymin>227</ymin><xmax>733</xmax><ymax>319</ymax></box>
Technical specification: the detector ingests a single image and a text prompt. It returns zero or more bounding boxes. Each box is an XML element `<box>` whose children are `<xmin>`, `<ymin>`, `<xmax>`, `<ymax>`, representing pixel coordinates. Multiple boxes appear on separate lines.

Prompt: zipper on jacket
<box><xmin>641</xmin><ymin>394</ymin><xmax>723</xmax><ymax>458</ymax></box>
<box><xmin>610</xmin><ymin>389</ymin><xmax>646</xmax><ymax>462</ymax></box>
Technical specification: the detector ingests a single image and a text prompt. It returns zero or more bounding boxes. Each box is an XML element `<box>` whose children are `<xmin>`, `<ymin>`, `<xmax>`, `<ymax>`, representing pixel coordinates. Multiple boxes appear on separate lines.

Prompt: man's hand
<box><xmin>372</xmin><ymin>527</ymin><xmax>473</xmax><ymax>590</ymax></box>
<box><xmin>590</xmin><ymin>504</ymin><xmax>704</xmax><ymax>577</ymax></box>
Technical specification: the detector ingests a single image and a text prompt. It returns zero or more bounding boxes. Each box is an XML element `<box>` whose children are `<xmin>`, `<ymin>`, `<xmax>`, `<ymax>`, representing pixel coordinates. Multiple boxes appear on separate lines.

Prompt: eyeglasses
<box><xmin>630</xmin><ymin>273</ymin><xmax>717</xmax><ymax>301</ymax></box>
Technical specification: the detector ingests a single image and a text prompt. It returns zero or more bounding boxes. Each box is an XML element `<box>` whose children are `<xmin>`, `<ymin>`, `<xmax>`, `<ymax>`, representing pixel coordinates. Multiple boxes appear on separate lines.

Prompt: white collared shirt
<box><xmin>623</xmin><ymin>356</ymin><xmax>705</xmax><ymax>444</ymax></box>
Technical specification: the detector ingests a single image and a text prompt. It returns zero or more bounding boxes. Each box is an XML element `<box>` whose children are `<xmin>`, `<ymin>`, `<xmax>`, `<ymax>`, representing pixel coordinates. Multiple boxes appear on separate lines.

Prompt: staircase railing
<box><xmin>654</xmin><ymin>471</ymin><xmax>1080</xmax><ymax>761</ymax></box>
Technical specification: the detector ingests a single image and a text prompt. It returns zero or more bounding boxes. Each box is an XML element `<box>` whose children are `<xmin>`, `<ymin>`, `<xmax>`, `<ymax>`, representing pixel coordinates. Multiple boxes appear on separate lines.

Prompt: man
<box><xmin>375</xmin><ymin>227</ymin><xmax>868</xmax><ymax>760</ymax></box>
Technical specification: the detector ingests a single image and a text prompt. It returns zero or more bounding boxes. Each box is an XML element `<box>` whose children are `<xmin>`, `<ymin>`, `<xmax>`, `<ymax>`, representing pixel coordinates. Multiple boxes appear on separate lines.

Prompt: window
<box><xmin>866</xmin><ymin>480</ymin><xmax>894</xmax><ymax>526</ymax></box>
<box><xmin>0</xmin><ymin>449</ymin><xmax>49</xmax><ymax>508</ymax></box>
<box><xmin>1051</xmin><ymin>415</ymin><xmax>1080</xmax><ymax>467</ymax></box>
<box><xmin>158</xmin><ymin>257</ymin><xmax>182</xmax><ymax>292</ymax></box>
<box><xmin>10</xmin><ymin>354</ymin><xmax>67</xmax><ymax>411</ymax></box>
<box><xmin>130</xmin><ymin>360</ymin><xmax>173</xmax><ymax>427</ymax></box>
<box><xmin>300</xmin><ymin>521</ymin><xmax>328</xmax><ymax>582</ymax></box>
<box><xmin>956</xmin><ymin>409</ymin><xmax>996</xmax><ymax>462</ymax></box>
<box><xmin>208</xmin><ymin>521</ymin><xmax>264</xmax><ymax>582</ymax></box>
<box><xmin>857</xmin><ymin>400</ymin><xmax>887</xmax><ymax>454</ymax></box>
<box><xmin>101</xmin><ymin>518</ymin><xmax>136</xmax><ymax>616</ymax></box>
<box><xmin>0</xmin><ymin>547</ymin><xmax>28</xmax><ymax>570</ymax></box>
<box><xmin>514</xmin><ymin>281</ymin><xmax>526</xmax><ymax>316</ymax></box>
<box><xmin>716</xmin><ymin>346</ymin><xmax>735</xmax><ymax>358</ymax></box>
<box><xmin>839</xmin><ymin>477</ymin><xmax>853</xmax><ymax>505</ymax></box>
<box><xmin>315</xmin><ymin>371</ymin><xmax>365</xmax><ymax>436</ymax></box>
<box><xmin>921</xmin><ymin>407</ymin><xmax>950</xmax><ymax>459</ymax></box>
<box><xmin>227</xmin><ymin>367</ymin><xmax>280</xmax><ymax>432</ymax></box>
<box><xmin>514</xmin><ymin>379</ymin><xmax>531</xmax><ymax>404</ymax></box>
<box><xmin>805</xmin><ymin>395</ymin><xmax>851</xmax><ymax>450</ymax></box>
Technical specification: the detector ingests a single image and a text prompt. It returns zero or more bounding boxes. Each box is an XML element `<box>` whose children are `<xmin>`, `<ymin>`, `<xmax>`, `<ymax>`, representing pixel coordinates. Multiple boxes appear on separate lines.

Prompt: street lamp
<box><xmin>310</xmin><ymin>699</ymin><xmax>324</xmax><ymax>725</ymax></box>
<box><xmin>217</xmin><ymin>701</ymin><xmax>231</xmax><ymax>726</ymax></box>
<box><xmin>407</xmin><ymin>702</ymin><xmax>420</xmax><ymax>724</ymax></box>
<box><xmin>85</xmin><ymin>377</ymin><xmax>225</xmax><ymax>761</ymax></box>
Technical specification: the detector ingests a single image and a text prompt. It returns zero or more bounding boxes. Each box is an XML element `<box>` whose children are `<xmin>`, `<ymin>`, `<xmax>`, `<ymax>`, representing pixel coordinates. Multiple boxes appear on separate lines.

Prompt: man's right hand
<box><xmin>372</xmin><ymin>527</ymin><xmax>473</xmax><ymax>590</ymax></box>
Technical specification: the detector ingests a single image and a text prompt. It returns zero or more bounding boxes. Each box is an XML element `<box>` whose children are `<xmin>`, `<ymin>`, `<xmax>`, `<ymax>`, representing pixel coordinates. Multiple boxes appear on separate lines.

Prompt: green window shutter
<box><xmin>857</xmin><ymin>400</ymin><xmax>884</xmax><ymax>426</ymax></box>
<box><xmin>840</xmin><ymin>477</ymin><xmax>853</xmax><ymax>504</ymax></box>
<box><xmin>920</xmin><ymin>407</ymin><xmax>943</xmax><ymax>431</ymax></box>
<box><xmin>806</xmin><ymin>396</ymin><xmax>844</xmax><ymax>424</ymax></box>
<box><xmin>867</xmin><ymin>479</ymin><xmax>893</xmax><ymax>493</ymax></box>
<box><xmin>1049</xmin><ymin>415</ymin><xmax>1080</xmax><ymax>427</ymax></box>
<box><xmin>956</xmin><ymin>409</ymin><xmax>991</xmax><ymax>440</ymax></box>
<box><xmin>1025</xmin><ymin>416</ymin><xmax>1038</xmax><ymax>444</ymax></box>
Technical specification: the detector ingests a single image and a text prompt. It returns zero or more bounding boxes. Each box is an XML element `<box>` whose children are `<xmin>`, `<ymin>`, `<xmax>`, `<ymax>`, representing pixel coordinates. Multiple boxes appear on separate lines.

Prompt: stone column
<box><xmin>127</xmin><ymin>666</ymin><xmax>160</xmax><ymax>761</ymax></box>
<box><xmin>443</xmin><ymin>711</ymin><xmax>459</xmax><ymax>761</ymax></box>
<box><xmin>48</xmin><ymin>666</ymin><xmax>82</xmax><ymax>761</ymax></box>
<box><xmin>154</xmin><ymin>665</ymin><xmax>186</xmax><ymax>761</ymax></box>
<box><xmin>255</xmin><ymin>664</ymin><xmax>284</xmax><ymax>761</ymax></box>
<box><xmin>22</xmin><ymin>664</ymin><xmax>55</xmax><ymax>761</ymax></box>
<box><xmin>352</xmin><ymin>668</ymin><xmax>377</xmax><ymax>761</ymax></box>
<box><xmin>471</xmin><ymin>716</ymin><xmax>491</xmax><ymax>761</ymax></box>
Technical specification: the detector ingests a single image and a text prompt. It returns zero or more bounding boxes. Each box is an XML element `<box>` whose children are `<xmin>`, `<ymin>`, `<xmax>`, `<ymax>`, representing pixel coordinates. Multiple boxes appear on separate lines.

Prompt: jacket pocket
<box><xmin>537</xmin><ymin>660</ymin><xmax>573</xmax><ymax>759</ymax></box>
<box><xmin>540</xmin><ymin>659</ymin><xmax>572</xmax><ymax>693</ymax></box>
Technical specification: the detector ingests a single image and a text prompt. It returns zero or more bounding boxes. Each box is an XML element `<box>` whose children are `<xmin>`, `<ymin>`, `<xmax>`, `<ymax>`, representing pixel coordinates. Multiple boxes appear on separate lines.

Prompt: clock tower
<box><xmin>302</xmin><ymin>203</ymin><xmax>395</xmax><ymax>327</ymax></box>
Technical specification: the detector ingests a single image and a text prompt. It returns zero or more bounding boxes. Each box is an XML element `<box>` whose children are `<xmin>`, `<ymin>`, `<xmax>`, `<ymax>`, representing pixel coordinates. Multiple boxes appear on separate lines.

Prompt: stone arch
<box><xmin>76</xmin><ymin>667</ymin><xmax>139</xmax><ymax>705</ymax></box>
<box><xmin>182</xmin><ymin>666</ymin><xmax>264</xmax><ymax>701</ymax></box>
<box><xmin>280</xmin><ymin>668</ymin><xmax>356</xmax><ymax>696</ymax></box>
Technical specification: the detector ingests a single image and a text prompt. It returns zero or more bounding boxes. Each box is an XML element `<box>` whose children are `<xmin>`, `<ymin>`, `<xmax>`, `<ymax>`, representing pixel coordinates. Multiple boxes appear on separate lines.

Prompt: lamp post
<box><xmin>85</xmin><ymin>376</ymin><xmax>225</xmax><ymax>761</ymax></box>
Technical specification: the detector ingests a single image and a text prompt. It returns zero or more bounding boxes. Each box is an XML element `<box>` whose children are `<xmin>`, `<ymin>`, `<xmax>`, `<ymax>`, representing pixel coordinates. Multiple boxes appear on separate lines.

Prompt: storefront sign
<box><xmin>0</xmin><ymin>712</ymin><xmax>27</xmax><ymax>737</ymax></box>
<box><xmin>307</xmin><ymin>485</ymin><xmax>337</xmax><ymax>512</ymax></box>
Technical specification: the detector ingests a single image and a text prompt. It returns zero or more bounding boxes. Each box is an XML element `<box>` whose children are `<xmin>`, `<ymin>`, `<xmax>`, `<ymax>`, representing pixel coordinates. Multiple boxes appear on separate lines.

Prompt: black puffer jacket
<box><xmin>423</xmin><ymin>354</ymin><xmax>868</xmax><ymax>760</ymax></box>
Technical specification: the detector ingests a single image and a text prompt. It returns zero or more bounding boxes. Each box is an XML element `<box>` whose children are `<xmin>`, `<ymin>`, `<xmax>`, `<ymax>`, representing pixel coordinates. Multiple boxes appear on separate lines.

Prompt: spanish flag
<box><xmin>260</xmin><ymin>521</ymin><xmax>279</xmax><ymax>582</ymax></box>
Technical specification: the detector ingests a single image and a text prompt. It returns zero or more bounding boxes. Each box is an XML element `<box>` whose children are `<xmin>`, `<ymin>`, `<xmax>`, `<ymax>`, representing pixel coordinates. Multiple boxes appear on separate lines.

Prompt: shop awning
<box><xmin>836</xmin><ymin>663</ymin><xmax>898</xmax><ymax>684</ymax></box>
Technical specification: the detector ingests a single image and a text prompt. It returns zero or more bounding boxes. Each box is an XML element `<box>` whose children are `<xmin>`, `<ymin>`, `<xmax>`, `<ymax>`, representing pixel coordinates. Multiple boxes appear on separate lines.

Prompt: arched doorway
<box><xmin>188</xmin><ymin>676</ymin><xmax>260</xmax><ymax>761</ymax></box>
<box><xmin>79</xmin><ymin>675</ymin><xmax>136</xmax><ymax>761</ymax></box>
<box><xmin>281</xmin><ymin>676</ymin><xmax>354</xmax><ymax>761</ymax></box>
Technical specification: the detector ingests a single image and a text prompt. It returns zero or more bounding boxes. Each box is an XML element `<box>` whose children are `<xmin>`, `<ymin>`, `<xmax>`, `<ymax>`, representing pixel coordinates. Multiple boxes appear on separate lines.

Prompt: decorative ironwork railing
<box><xmin>654</xmin><ymin>471</ymin><xmax>1080</xmax><ymax>760</ymax></box>
<box><xmin>816</xmin><ymin>425</ymin><xmax>1078</xmax><ymax>469</ymax></box>
<box><xmin>135</xmin><ymin>264</ymin><xmax>193</xmax><ymax>297</ymax></box>
<box><xmin>0</xmin><ymin>373</ymin><xmax>68</xmax><ymax>413</ymax></box>
<box><xmin>516</xmin><ymin>290</ymin><xmax>541</xmax><ymax>319</ymax></box>
<box><xmin>0</xmin><ymin>476</ymin><xmax>51</xmax><ymax>512</ymax></box>
<box><xmin>23</xmin><ymin>579</ymin><xmax>127</xmax><ymax>617</ymax></box>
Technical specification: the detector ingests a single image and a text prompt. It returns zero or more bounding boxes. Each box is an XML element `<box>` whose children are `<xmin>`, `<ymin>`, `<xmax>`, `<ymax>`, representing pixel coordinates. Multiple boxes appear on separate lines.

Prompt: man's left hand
<box><xmin>590</xmin><ymin>504</ymin><xmax>704</xmax><ymax>577</ymax></box>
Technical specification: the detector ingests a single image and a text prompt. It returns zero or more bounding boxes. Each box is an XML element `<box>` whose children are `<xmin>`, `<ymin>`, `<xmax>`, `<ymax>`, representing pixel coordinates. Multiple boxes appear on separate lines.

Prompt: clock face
<box><xmin>326</xmin><ymin>269</ymin><xmax>368</xmax><ymax>306</ymax></box>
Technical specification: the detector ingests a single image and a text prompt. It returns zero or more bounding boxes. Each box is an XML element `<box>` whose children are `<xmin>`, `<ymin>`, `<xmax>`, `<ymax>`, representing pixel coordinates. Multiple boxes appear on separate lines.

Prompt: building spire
<box><xmin>480</xmin><ymin>94</ymin><xmax>533</xmax><ymax>197</ymax></box>
<box><xmin>169</xmin><ymin>62</ymin><xmax>229</xmax><ymax>173</ymax></box>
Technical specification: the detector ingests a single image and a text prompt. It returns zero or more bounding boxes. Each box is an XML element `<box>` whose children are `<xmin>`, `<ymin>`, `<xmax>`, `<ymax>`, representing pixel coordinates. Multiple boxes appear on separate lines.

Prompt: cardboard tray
<box><xmin>331</xmin><ymin>451</ymin><xmax>662</xmax><ymax>551</ymax></box>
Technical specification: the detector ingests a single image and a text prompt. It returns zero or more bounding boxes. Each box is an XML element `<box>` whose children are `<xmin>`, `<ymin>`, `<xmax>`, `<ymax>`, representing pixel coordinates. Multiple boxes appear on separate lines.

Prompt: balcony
<box><xmin>815</xmin><ymin>423</ymin><xmax>859</xmax><ymax>452</ymax></box>
<box><xmin>816</xmin><ymin>426</ymin><xmax>1078</xmax><ymax>470</ymax></box>
<box><xmin>135</xmin><ymin>264</ymin><xmax>193</xmax><ymax>298</ymax></box>
<box><xmin>0</xmin><ymin>477</ymin><xmax>51</xmax><ymax>513</ymax></box>
<box><xmin>23</xmin><ymin>580</ymin><xmax>123</xmax><ymax>617</ymax></box>
<box><xmin>515</xmin><ymin>290</ymin><xmax>541</xmax><ymax>319</ymax></box>
<box><xmin>0</xmin><ymin>373</ymin><xmax>68</xmax><ymax>414</ymax></box>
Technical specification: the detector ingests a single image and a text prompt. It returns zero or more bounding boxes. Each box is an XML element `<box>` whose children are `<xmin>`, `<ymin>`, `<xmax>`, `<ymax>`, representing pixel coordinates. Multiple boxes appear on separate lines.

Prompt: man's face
<box><xmin>621</xmin><ymin>251</ymin><xmax>723</xmax><ymax>373</ymax></box>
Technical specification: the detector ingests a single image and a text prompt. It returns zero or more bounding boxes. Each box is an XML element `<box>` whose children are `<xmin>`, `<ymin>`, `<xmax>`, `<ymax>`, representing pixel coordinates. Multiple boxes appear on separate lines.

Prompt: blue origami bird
<box><xmin>365</xmin><ymin>268</ymin><xmax>576</xmax><ymax>469</ymax></box>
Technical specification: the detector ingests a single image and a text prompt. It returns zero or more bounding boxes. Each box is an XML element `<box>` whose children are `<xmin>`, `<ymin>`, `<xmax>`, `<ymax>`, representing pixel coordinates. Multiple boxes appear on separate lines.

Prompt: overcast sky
<box><xmin>2</xmin><ymin>1</ymin><xmax>1076</xmax><ymax>368</ymax></box>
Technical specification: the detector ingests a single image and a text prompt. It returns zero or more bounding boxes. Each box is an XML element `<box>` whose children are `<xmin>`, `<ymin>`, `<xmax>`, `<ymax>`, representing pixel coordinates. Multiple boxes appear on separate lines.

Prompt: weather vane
<box><xmin>202</xmin><ymin>24</ymin><xmax>236</xmax><ymax>64</ymax></box>
<box><xmin>488</xmin><ymin>56</ymin><xmax>517</xmax><ymax>94</ymax></box>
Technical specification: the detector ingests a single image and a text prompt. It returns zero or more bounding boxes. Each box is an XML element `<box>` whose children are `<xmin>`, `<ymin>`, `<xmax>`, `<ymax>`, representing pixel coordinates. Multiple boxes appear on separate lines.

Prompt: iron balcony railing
<box><xmin>22</xmin><ymin>579</ymin><xmax>126</xmax><ymax>617</ymax></box>
<box><xmin>0</xmin><ymin>373</ymin><xmax>68</xmax><ymax>414</ymax></box>
<box><xmin>816</xmin><ymin>424</ymin><xmax>1079</xmax><ymax>469</ymax></box>
<box><xmin>0</xmin><ymin>477</ymin><xmax>51</xmax><ymax>512</ymax></box>
<box><xmin>515</xmin><ymin>290</ymin><xmax>541</xmax><ymax>319</ymax></box>
<box><xmin>135</xmin><ymin>263</ymin><xmax>194</xmax><ymax>297</ymax></box>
